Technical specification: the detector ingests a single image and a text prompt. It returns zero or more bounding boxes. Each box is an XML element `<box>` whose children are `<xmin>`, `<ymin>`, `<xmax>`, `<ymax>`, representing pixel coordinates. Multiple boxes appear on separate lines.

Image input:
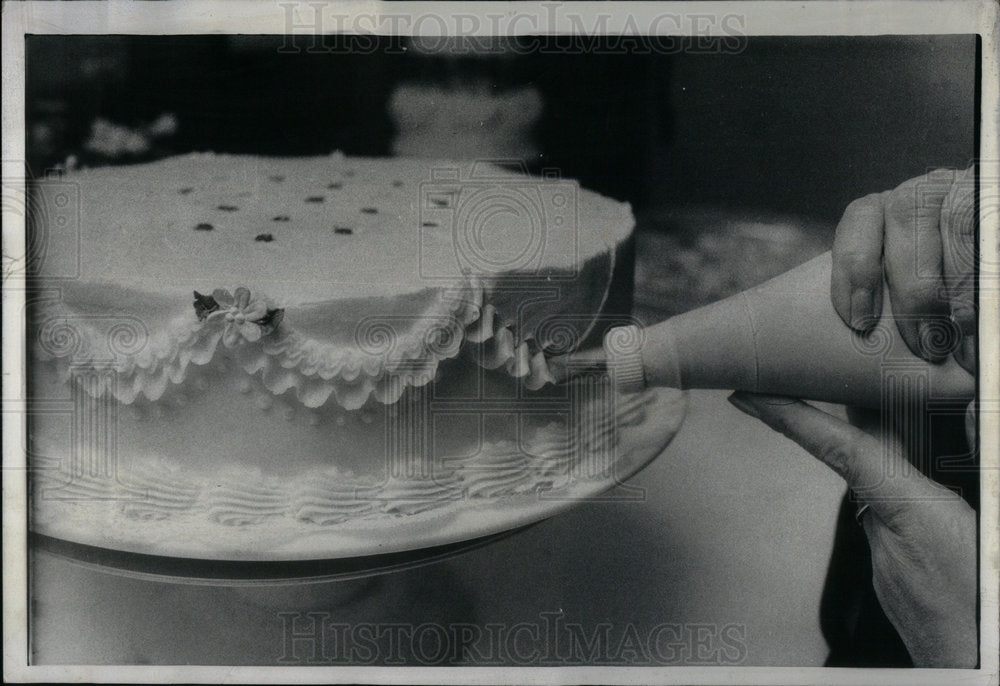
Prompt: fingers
<box><xmin>831</xmin><ymin>193</ymin><xmax>886</xmax><ymax>331</ymax></box>
<box><xmin>882</xmin><ymin>171</ymin><xmax>955</xmax><ymax>362</ymax></box>
<box><xmin>727</xmin><ymin>392</ymin><xmax>947</xmax><ymax>522</ymax></box>
<box><xmin>831</xmin><ymin>169</ymin><xmax>976</xmax><ymax>365</ymax></box>
<box><xmin>941</xmin><ymin>168</ymin><xmax>978</xmax><ymax>373</ymax></box>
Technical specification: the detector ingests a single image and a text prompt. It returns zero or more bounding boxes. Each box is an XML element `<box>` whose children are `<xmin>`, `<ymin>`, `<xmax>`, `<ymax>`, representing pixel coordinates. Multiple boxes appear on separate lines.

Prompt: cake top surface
<box><xmin>36</xmin><ymin>152</ymin><xmax>633</xmax><ymax>307</ymax></box>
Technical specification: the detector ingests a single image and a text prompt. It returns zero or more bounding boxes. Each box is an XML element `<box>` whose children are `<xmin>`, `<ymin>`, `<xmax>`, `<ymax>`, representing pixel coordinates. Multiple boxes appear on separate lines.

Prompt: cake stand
<box><xmin>30</xmin><ymin>387</ymin><xmax>686</xmax><ymax>584</ymax></box>
<box><xmin>30</xmin><ymin>387</ymin><xmax>685</xmax><ymax>665</ymax></box>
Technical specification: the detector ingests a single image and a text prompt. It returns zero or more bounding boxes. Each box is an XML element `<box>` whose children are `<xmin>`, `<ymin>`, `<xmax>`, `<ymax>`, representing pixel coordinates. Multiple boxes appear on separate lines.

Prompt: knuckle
<box><xmin>814</xmin><ymin>437</ymin><xmax>860</xmax><ymax>479</ymax></box>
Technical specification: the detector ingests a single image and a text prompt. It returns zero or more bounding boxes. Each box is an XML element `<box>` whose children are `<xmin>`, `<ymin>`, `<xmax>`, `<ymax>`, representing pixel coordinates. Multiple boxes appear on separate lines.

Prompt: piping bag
<box><xmin>597</xmin><ymin>252</ymin><xmax>973</xmax><ymax>409</ymax></box>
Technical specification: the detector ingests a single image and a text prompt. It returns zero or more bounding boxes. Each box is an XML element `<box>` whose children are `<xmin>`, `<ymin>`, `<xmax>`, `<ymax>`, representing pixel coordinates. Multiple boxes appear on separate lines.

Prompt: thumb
<box><xmin>727</xmin><ymin>392</ymin><xmax>947</xmax><ymax>519</ymax></box>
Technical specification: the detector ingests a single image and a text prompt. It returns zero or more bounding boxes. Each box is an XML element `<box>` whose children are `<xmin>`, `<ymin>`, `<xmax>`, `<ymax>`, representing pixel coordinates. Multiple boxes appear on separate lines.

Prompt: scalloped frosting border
<box><xmin>32</xmin><ymin>276</ymin><xmax>562</xmax><ymax>411</ymax></box>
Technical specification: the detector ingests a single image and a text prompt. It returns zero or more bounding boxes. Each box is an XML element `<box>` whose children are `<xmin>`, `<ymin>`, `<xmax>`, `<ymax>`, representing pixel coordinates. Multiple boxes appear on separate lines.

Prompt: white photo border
<box><xmin>2</xmin><ymin>1</ymin><xmax>997</xmax><ymax>684</ymax></box>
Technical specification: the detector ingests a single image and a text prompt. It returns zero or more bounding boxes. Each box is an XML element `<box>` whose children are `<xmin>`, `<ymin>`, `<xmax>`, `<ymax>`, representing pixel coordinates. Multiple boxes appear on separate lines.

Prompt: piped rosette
<box><xmin>447</xmin><ymin>390</ymin><xmax>655</xmax><ymax>500</ymax></box>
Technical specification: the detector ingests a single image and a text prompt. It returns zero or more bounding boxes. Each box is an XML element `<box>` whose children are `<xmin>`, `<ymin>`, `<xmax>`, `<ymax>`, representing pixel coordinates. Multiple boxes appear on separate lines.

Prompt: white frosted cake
<box><xmin>28</xmin><ymin>152</ymin><xmax>669</xmax><ymax>558</ymax></box>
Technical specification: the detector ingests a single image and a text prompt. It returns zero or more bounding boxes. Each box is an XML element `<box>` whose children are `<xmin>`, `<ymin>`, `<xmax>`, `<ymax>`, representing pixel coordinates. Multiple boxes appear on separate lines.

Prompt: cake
<box><xmin>28</xmin><ymin>152</ymin><xmax>672</xmax><ymax>558</ymax></box>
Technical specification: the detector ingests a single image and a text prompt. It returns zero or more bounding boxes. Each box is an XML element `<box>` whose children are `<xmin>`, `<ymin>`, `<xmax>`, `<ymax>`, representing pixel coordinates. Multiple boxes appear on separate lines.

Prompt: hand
<box><xmin>728</xmin><ymin>391</ymin><xmax>978</xmax><ymax>668</ymax></box>
<box><xmin>831</xmin><ymin>167</ymin><xmax>976</xmax><ymax>371</ymax></box>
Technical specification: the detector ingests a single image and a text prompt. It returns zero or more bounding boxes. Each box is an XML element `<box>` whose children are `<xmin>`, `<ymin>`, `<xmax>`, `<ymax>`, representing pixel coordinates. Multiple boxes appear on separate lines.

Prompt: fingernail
<box><xmin>727</xmin><ymin>392</ymin><xmax>761</xmax><ymax>419</ymax></box>
<box><xmin>850</xmin><ymin>289</ymin><xmax>874</xmax><ymax>330</ymax></box>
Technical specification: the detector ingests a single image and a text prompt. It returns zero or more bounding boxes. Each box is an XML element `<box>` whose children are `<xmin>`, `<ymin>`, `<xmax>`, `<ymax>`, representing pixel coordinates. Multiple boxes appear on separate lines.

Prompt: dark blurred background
<box><xmin>26</xmin><ymin>34</ymin><xmax>976</xmax><ymax>221</ymax></box>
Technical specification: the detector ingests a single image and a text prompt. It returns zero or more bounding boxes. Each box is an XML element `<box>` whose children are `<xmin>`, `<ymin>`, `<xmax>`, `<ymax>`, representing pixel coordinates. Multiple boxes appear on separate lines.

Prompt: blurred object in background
<box><xmin>25</xmin><ymin>35</ymin><xmax>398</xmax><ymax>175</ymax></box>
<box><xmin>389</xmin><ymin>83</ymin><xmax>542</xmax><ymax>160</ymax></box>
<box><xmin>384</xmin><ymin>35</ymin><xmax>656</xmax><ymax>206</ymax></box>
<box><xmin>83</xmin><ymin>113</ymin><xmax>178</xmax><ymax>160</ymax></box>
<box><xmin>26</xmin><ymin>36</ymin><xmax>131</xmax><ymax>173</ymax></box>
<box><xmin>389</xmin><ymin>37</ymin><xmax>543</xmax><ymax>160</ymax></box>
<box><xmin>633</xmin><ymin>206</ymin><xmax>831</xmax><ymax>322</ymax></box>
<box><xmin>24</xmin><ymin>35</ymin><xmax>653</xmax><ymax>205</ymax></box>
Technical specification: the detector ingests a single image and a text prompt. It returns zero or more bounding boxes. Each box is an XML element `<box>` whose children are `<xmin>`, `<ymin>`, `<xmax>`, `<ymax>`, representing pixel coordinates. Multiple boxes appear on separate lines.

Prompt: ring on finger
<box><xmin>855</xmin><ymin>502</ymin><xmax>872</xmax><ymax>524</ymax></box>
